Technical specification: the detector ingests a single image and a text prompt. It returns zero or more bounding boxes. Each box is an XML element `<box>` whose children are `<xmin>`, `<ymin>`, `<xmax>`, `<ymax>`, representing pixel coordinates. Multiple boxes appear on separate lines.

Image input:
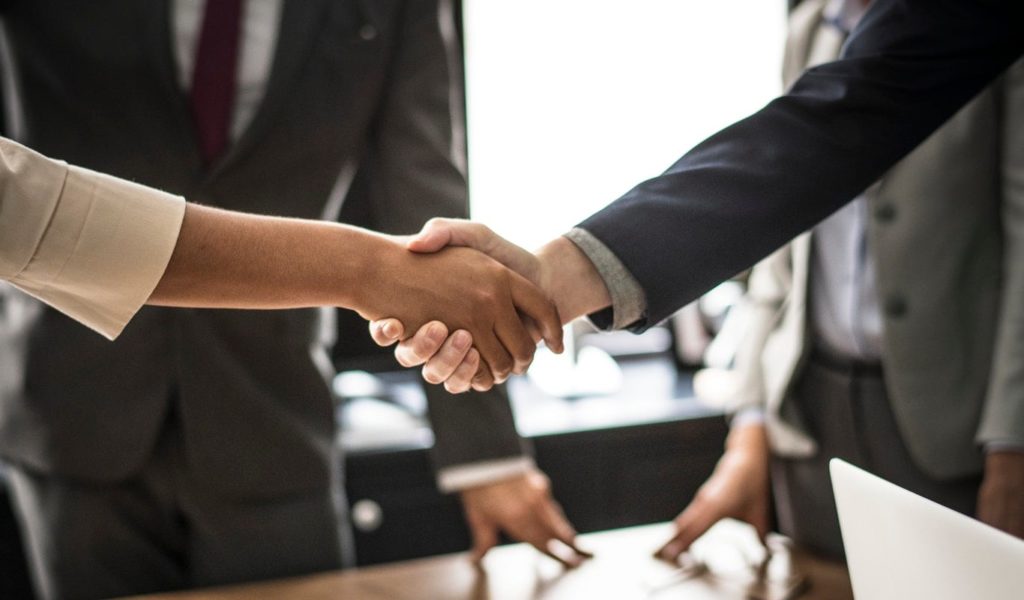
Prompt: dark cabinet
<box><xmin>344</xmin><ymin>358</ymin><xmax>727</xmax><ymax>566</ymax></box>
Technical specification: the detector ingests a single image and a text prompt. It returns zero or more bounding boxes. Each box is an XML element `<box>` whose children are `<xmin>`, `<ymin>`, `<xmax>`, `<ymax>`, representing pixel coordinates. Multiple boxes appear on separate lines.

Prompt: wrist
<box><xmin>536</xmin><ymin>236</ymin><xmax>612</xmax><ymax>323</ymax></box>
<box><xmin>985</xmin><ymin>450</ymin><xmax>1024</xmax><ymax>471</ymax></box>
<box><xmin>725</xmin><ymin>422</ymin><xmax>768</xmax><ymax>461</ymax></box>
<box><xmin>340</xmin><ymin>227</ymin><xmax>399</xmax><ymax>316</ymax></box>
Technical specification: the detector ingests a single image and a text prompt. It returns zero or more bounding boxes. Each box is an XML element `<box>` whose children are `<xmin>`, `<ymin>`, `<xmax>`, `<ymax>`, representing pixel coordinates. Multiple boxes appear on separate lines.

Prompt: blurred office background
<box><xmin>1</xmin><ymin>1</ymin><xmax>787</xmax><ymax>596</ymax></box>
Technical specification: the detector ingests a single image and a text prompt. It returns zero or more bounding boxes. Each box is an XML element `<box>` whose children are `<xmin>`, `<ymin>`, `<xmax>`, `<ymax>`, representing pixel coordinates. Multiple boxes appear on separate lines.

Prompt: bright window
<box><xmin>463</xmin><ymin>0</ymin><xmax>787</xmax><ymax>250</ymax></box>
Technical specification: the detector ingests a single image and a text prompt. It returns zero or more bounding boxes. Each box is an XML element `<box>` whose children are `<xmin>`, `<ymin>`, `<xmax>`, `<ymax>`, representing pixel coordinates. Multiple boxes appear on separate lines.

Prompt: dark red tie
<box><xmin>190</xmin><ymin>0</ymin><xmax>244</xmax><ymax>164</ymax></box>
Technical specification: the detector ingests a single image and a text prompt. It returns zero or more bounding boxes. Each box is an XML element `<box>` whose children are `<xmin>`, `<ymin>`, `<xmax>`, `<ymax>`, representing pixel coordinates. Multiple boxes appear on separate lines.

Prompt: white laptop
<box><xmin>830</xmin><ymin>458</ymin><xmax>1024</xmax><ymax>600</ymax></box>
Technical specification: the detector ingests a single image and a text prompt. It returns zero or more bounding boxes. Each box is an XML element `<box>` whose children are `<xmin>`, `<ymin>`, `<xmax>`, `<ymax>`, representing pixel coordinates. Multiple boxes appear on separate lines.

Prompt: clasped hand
<box><xmin>364</xmin><ymin>219</ymin><xmax>612</xmax><ymax>391</ymax></box>
<box><xmin>354</xmin><ymin>228</ymin><xmax>563</xmax><ymax>387</ymax></box>
<box><xmin>364</xmin><ymin>220</ymin><xmax>572</xmax><ymax>392</ymax></box>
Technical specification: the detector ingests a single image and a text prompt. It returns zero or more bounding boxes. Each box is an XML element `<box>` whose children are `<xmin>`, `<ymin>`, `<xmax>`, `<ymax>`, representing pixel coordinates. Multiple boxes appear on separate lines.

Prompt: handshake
<box><xmin>354</xmin><ymin>219</ymin><xmax>612</xmax><ymax>394</ymax></box>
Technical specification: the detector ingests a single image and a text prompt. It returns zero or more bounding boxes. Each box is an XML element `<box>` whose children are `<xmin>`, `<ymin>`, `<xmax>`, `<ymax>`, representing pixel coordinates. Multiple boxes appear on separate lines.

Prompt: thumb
<box><xmin>369</xmin><ymin>318</ymin><xmax>404</xmax><ymax>346</ymax></box>
<box><xmin>749</xmin><ymin>500</ymin><xmax>772</xmax><ymax>547</ymax></box>
<box><xmin>407</xmin><ymin>218</ymin><xmax>460</xmax><ymax>253</ymax></box>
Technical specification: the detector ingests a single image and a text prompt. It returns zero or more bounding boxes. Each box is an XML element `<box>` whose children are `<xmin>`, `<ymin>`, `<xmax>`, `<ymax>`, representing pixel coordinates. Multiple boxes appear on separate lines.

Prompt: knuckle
<box><xmin>476</xmin><ymin>287</ymin><xmax>500</xmax><ymax>305</ymax></box>
<box><xmin>395</xmin><ymin>349</ymin><xmax>415</xmax><ymax>368</ymax></box>
<box><xmin>422</xmin><ymin>366</ymin><xmax>443</xmax><ymax>385</ymax></box>
<box><xmin>527</xmin><ymin>492</ymin><xmax>546</xmax><ymax>510</ymax></box>
<box><xmin>410</xmin><ymin>339</ymin><xmax>435</xmax><ymax>360</ymax></box>
<box><xmin>434</xmin><ymin>347</ymin><xmax>459</xmax><ymax>369</ymax></box>
<box><xmin>533</xmin><ymin>474</ymin><xmax>552</xmax><ymax>492</ymax></box>
<box><xmin>514</xmin><ymin>343</ymin><xmax>534</xmax><ymax>364</ymax></box>
<box><xmin>492</xmin><ymin>359</ymin><xmax>513</xmax><ymax>379</ymax></box>
<box><xmin>507</xmin><ymin>506</ymin><xmax>531</xmax><ymax>524</ymax></box>
<box><xmin>545</xmin><ymin>304</ymin><xmax>561</xmax><ymax>325</ymax></box>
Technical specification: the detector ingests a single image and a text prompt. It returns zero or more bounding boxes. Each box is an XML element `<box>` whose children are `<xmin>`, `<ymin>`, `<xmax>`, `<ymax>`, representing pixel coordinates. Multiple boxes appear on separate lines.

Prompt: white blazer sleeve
<box><xmin>978</xmin><ymin>58</ymin><xmax>1024</xmax><ymax>448</ymax></box>
<box><xmin>0</xmin><ymin>137</ymin><xmax>184</xmax><ymax>339</ymax></box>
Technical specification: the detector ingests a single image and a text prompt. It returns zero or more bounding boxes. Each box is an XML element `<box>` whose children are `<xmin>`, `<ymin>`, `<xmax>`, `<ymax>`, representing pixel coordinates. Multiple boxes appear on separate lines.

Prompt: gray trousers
<box><xmin>7</xmin><ymin>413</ymin><xmax>353</xmax><ymax>600</ymax></box>
<box><xmin>772</xmin><ymin>353</ymin><xmax>982</xmax><ymax>559</ymax></box>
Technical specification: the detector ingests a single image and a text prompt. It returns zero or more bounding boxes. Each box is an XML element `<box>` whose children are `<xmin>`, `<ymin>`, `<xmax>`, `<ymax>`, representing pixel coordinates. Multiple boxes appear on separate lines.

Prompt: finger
<box><xmin>394</xmin><ymin>322</ymin><xmax>448</xmax><ymax>368</ymax></box>
<box><xmin>655</xmin><ymin>530</ymin><xmax>685</xmax><ymax>563</ymax></box>
<box><xmin>415</xmin><ymin>218</ymin><xmax>501</xmax><ymax>252</ymax></box>
<box><xmin>522</xmin><ymin>315</ymin><xmax>543</xmax><ymax>346</ymax></box>
<box><xmin>540</xmin><ymin>500</ymin><xmax>593</xmax><ymax>559</ymax></box>
<box><xmin>657</xmin><ymin>504</ymin><xmax>719</xmax><ymax>562</ymax></box>
<box><xmin>750</xmin><ymin>506</ymin><xmax>772</xmax><ymax>544</ymax></box>
<box><xmin>407</xmin><ymin>218</ymin><xmax>458</xmax><ymax>253</ymax></box>
<box><xmin>408</xmin><ymin>218</ymin><xmax>493</xmax><ymax>254</ymax></box>
<box><xmin>493</xmin><ymin>302</ymin><xmax>537</xmax><ymax>377</ymax></box>
<box><xmin>508</xmin><ymin>271</ymin><xmax>564</xmax><ymax>354</ymax></box>
<box><xmin>506</xmin><ymin>518</ymin><xmax>572</xmax><ymax>567</ymax></box>
<box><xmin>470</xmin><ymin>364</ymin><xmax>495</xmax><ymax>392</ymax></box>
<box><xmin>536</xmin><ymin>541</ymin><xmax>582</xmax><ymax>569</ymax></box>
<box><xmin>468</xmin><ymin>519</ymin><xmax>500</xmax><ymax>563</ymax></box>
<box><xmin>444</xmin><ymin>348</ymin><xmax>481</xmax><ymax>394</ymax></box>
<box><xmin>421</xmin><ymin>330</ymin><xmax>474</xmax><ymax>384</ymax></box>
<box><xmin>368</xmin><ymin>319</ymin><xmax>404</xmax><ymax>347</ymax></box>
<box><xmin>474</xmin><ymin>330</ymin><xmax>515</xmax><ymax>383</ymax></box>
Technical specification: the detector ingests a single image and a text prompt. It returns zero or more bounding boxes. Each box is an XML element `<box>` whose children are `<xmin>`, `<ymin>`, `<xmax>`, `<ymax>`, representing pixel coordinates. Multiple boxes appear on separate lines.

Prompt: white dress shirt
<box><xmin>808</xmin><ymin>0</ymin><xmax>884</xmax><ymax>362</ymax></box>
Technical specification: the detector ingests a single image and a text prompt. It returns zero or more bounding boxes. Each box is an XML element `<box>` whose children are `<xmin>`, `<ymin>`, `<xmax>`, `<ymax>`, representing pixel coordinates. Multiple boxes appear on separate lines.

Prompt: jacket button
<box><xmin>359</xmin><ymin>24</ymin><xmax>378</xmax><ymax>41</ymax></box>
<box><xmin>874</xmin><ymin>203</ymin><xmax>897</xmax><ymax>223</ymax></box>
<box><xmin>884</xmin><ymin>295</ymin><xmax>908</xmax><ymax>318</ymax></box>
<box><xmin>351</xmin><ymin>499</ymin><xmax>383</xmax><ymax>532</ymax></box>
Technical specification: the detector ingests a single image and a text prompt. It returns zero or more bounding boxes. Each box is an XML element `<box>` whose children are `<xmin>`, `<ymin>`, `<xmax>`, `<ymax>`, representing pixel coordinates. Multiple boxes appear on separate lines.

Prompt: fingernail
<box><xmin>383</xmin><ymin>321</ymin><xmax>399</xmax><ymax>338</ymax></box>
<box><xmin>452</xmin><ymin>330</ymin><xmax>470</xmax><ymax>351</ymax></box>
<box><xmin>426</xmin><ymin>323</ymin><xmax>444</xmax><ymax>343</ymax></box>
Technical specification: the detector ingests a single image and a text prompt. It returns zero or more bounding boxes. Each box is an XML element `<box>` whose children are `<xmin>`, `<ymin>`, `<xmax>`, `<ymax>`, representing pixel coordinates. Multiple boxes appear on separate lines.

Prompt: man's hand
<box><xmin>369</xmin><ymin>219</ymin><xmax>613</xmax><ymax>391</ymax></box>
<box><xmin>409</xmin><ymin>218</ymin><xmax>611</xmax><ymax>322</ymax></box>
<box><xmin>370</xmin><ymin>319</ymin><xmax>496</xmax><ymax>393</ymax></box>
<box><xmin>977</xmin><ymin>451</ymin><xmax>1024</xmax><ymax>539</ymax></box>
<box><xmin>459</xmin><ymin>469</ymin><xmax>592</xmax><ymax>567</ymax></box>
<box><xmin>655</xmin><ymin>423</ymin><xmax>771</xmax><ymax>562</ymax></box>
<box><xmin>409</xmin><ymin>219</ymin><xmax>545</xmax><ymax>286</ymax></box>
<box><xmin>356</xmin><ymin>237</ymin><xmax>562</xmax><ymax>382</ymax></box>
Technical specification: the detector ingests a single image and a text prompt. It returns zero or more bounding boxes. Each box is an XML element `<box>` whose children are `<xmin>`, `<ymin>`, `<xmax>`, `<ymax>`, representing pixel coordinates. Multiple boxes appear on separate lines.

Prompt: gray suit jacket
<box><xmin>0</xmin><ymin>0</ymin><xmax>525</xmax><ymax>498</ymax></box>
<box><xmin>727</xmin><ymin>0</ymin><xmax>1024</xmax><ymax>479</ymax></box>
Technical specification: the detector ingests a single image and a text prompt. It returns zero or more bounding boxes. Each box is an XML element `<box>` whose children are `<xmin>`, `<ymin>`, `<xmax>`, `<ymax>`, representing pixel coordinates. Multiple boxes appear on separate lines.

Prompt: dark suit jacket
<box><xmin>579</xmin><ymin>0</ymin><xmax>1024</xmax><ymax>330</ymax></box>
<box><xmin>722</xmin><ymin>0</ymin><xmax>1024</xmax><ymax>479</ymax></box>
<box><xmin>0</xmin><ymin>0</ymin><xmax>525</xmax><ymax>498</ymax></box>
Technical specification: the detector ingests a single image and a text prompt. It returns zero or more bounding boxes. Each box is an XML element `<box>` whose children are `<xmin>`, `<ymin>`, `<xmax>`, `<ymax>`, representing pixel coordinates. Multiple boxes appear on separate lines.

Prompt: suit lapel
<box><xmin>143</xmin><ymin>0</ymin><xmax>203</xmax><ymax>170</ymax></box>
<box><xmin>205</xmin><ymin>0</ymin><xmax>332</xmax><ymax>180</ymax></box>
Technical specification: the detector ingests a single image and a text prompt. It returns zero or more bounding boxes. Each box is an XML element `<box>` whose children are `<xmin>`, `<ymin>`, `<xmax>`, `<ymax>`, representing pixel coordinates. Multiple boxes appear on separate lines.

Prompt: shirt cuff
<box><xmin>985</xmin><ymin>442</ymin><xmax>1024</xmax><ymax>454</ymax></box>
<box><xmin>11</xmin><ymin>165</ymin><xmax>185</xmax><ymax>340</ymax></box>
<box><xmin>564</xmin><ymin>228</ymin><xmax>647</xmax><ymax>330</ymax></box>
<box><xmin>730</xmin><ymin>407</ymin><xmax>766</xmax><ymax>430</ymax></box>
<box><xmin>436</xmin><ymin>456</ymin><xmax>536</xmax><ymax>493</ymax></box>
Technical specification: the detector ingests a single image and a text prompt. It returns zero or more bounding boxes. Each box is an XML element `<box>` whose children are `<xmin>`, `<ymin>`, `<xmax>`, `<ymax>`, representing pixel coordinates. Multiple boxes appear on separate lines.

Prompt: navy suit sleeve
<box><xmin>577</xmin><ymin>0</ymin><xmax>1024</xmax><ymax>331</ymax></box>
